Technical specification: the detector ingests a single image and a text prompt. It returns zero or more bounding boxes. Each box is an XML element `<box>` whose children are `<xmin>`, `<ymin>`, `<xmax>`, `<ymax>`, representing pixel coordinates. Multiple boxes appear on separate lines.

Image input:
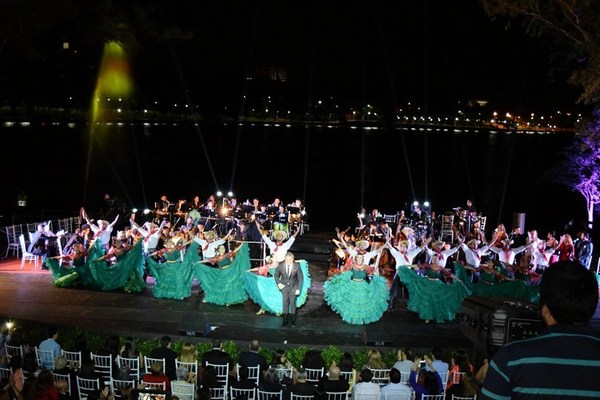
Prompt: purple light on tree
<box><xmin>561</xmin><ymin>109</ymin><xmax>600</xmax><ymax>228</ymax></box>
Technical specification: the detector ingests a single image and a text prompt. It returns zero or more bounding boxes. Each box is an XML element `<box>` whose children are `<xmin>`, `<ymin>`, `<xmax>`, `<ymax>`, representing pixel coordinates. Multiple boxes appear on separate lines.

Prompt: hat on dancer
<box><xmin>355</xmin><ymin>240</ymin><xmax>370</xmax><ymax>250</ymax></box>
<box><xmin>432</xmin><ymin>240</ymin><xmax>445</xmax><ymax>249</ymax></box>
<box><xmin>273</xmin><ymin>230</ymin><xmax>288</xmax><ymax>241</ymax></box>
<box><xmin>401</xmin><ymin>227</ymin><xmax>414</xmax><ymax>236</ymax></box>
<box><xmin>398</xmin><ymin>240</ymin><xmax>410</xmax><ymax>248</ymax></box>
<box><xmin>467</xmin><ymin>239</ymin><xmax>478</xmax><ymax>248</ymax></box>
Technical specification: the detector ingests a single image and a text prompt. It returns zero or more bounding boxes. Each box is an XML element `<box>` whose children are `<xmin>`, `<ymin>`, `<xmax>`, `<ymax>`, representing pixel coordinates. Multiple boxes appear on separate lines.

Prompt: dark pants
<box><xmin>281</xmin><ymin>286</ymin><xmax>298</xmax><ymax>315</ymax></box>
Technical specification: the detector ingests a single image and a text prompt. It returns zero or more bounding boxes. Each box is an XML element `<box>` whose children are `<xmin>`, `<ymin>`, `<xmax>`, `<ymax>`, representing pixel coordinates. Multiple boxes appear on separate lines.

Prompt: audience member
<box><xmin>409</xmin><ymin>356</ymin><xmax>442</xmax><ymax>400</ymax></box>
<box><xmin>231</xmin><ymin>365</ymin><xmax>257</xmax><ymax>390</ymax></box>
<box><xmin>317</xmin><ymin>364</ymin><xmax>349</xmax><ymax>397</ymax></box>
<box><xmin>352</xmin><ymin>369</ymin><xmax>380</xmax><ymax>400</ymax></box>
<box><xmin>361</xmin><ymin>349</ymin><xmax>385</xmax><ymax>370</ymax></box>
<box><xmin>238</xmin><ymin>340</ymin><xmax>268</xmax><ymax>375</ymax></box>
<box><xmin>38</xmin><ymin>327</ymin><xmax>61</xmax><ymax>370</ymax></box>
<box><xmin>482</xmin><ymin>260</ymin><xmax>600</xmax><ymax>399</ymax></box>
<box><xmin>142</xmin><ymin>362</ymin><xmax>171</xmax><ymax>393</ymax></box>
<box><xmin>379</xmin><ymin>368</ymin><xmax>412</xmax><ymax>400</ymax></box>
<box><xmin>148</xmin><ymin>336</ymin><xmax>178</xmax><ymax>381</ymax></box>
<box><xmin>290</xmin><ymin>368</ymin><xmax>317</xmax><ymax>396</ymax></box>
<box><xmin>259</xmin><ymin>368</ymin><xmax>284</xmax><ymax>393</ymax></box>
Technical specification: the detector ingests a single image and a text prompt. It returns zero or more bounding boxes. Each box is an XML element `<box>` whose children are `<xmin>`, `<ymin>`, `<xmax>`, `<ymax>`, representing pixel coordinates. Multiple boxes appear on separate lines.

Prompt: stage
<box><xmin>0</xmin><ymin>232</ymin><xmax>474</xmax><ymax>353</ymax></box>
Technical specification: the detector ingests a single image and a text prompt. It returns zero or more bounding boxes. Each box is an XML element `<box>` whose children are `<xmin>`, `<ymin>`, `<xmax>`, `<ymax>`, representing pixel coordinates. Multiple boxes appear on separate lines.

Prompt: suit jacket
<box><xmin>238</xmin><ymin>351</ymin><xmax>268</xmax><ymax>371</ymax></box>
<box><xmin>148</xmin><ymin>346</ymin><xmax>178</xmax><ymax>380</ymax></box>
<box><xmin>202</xmin><ymin>348</ymin><xmax>232</xmax><ymax>368</ymax></box>
<box><xmin>274</xmin><ymin>261</ymin><xmax>303</xmax><ymax>290</ymax></box>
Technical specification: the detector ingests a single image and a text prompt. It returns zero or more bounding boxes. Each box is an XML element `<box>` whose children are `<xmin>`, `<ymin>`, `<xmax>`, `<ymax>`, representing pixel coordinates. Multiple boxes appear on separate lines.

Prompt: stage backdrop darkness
<box><xmin>2</xmin><ymin>122</ymin><xmax>584</xmax><ymax>235</ymax></box>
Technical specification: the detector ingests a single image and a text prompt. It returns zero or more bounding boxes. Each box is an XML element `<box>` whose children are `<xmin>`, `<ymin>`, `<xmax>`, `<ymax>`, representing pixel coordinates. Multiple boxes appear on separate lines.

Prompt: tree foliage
<box><xmin>480</xmin><ymin>0</ymin><xmax>600</xmax><ymax>104</ymax></box>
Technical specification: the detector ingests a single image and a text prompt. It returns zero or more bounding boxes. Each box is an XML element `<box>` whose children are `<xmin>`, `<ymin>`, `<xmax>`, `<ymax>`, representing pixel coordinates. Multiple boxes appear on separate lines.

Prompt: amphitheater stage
<box><xmin>0</xmin><ymin>232</ymin><xmax>476</xmax><ymax>353</ymax></box>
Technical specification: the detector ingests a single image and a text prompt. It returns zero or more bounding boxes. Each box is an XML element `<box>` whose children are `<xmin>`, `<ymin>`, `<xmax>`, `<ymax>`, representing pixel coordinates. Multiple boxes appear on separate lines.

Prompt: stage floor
<box><xmin>0</xmin><ymin>236</ymin><xmax>473</xmax><ymax>353</ymax></box>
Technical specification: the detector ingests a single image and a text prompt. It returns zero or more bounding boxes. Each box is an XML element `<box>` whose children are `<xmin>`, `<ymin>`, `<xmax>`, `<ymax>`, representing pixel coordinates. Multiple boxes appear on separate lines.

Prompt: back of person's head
<box><xmin>328</xmin><ymin>365</ymin><xmax>341</xmax><ymax>380</ymax></box>
<box><xmin>9</xmin><ymin>355</ymin><xmax>22</xmax><ymax>371</ymax></box>
<box><xmin>431</xmin><ymin>348</ymin><xmax>443</xmax><ymax>361</ymax></box>
<box><xmin>302</xmin><ymin>349</ymin><xmax>324</xmax><ymax>368</ymax></box>
<box><xmin>360</xmin><ymin>368</ymin><xmax>373</xmax><ymax>383</ymax></box>
<box><xmin>238</xmin><ymin>365</ymin><xmax>249</xmax><ymax>380</ymax></box>
<box><xmin>53</xmin><ymin>354</ymin><xmax>68</xmax><ymax>370</ymax></box>
<box><xmin>367</xmin><ymin>349</ymin><xmax>383</xmax><ymax>367</ymax></box>
<box><xmin>249</xmin><ymin>340</ymin><xmax>260</xmax><ymax>352</ymax></box>
<box><xmin>403</xmin><ymin>348</ymin><xmax>415</xmax><ymax>361</ymax></box>
<box><xmin>541</xmin><ymin>260</ymin><xmax>598</xmax><ymax>324</ymax></box>
<box><xmin>272</xmin><ymin>349</ymin><xmax>286</xmax><ymax>366</ymax></box>
<box><xmin>176</xmin><ymin>366</ymin><xmax>189</xmax><ymax>381</ymax></box>
<box><xmin>264</xmin><ymin>368</ymin><xmax>279</xmax><ymax>384</ymax></box>
<box><xmin>296</xmin><ymin>368</ymin><xmax>307</xmax><ymax>382</ymax></box>
<box><xmin>422</xmin><ymin>370</ymin><xmax>440</xmax><ymax>394</ymax></box>
<box><xmin>339</xmin><ymin>352</ymin><xmax>354</xmax><ymax>371</ymax></box>
<box><xmin>211</xmin><ymin>338</ymin><xmax>222</xmax><ymax>349</ymax></box>
<box><xmin>47</xmin><ymin>327</ymin><xmax>58</xmax><ymax>338</ymax></box>
<box><xmin>151</xmin><ymin>362</ymin><xmax>163</xmax><ymax>376</ymax></box>
<box><xmin>389</xmin><ymin>368</ymin><xmax>401</xmax><ymax>384</ymax></box>
<box><xmin>117</xmin><ymin>364</ymin><xmax>132</xmax><ymax>380</ymax></box>
<box><xmin>453</xmin><ymin>350</ymin><xmax>470</xmax><ymax>372</ymax></box>
<box><xmin>160</xmin><ymin>336</ymin><xmax>172</xmax><ymax>348</ymax></box>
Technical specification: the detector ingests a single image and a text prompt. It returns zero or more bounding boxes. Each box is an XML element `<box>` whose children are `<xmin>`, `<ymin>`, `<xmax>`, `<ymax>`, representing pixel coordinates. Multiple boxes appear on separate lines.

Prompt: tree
<box><xmin>480</xmin><ymin>0</ymin><xmax>600</xmax><ymax>105</ymax></box>
<box><xmin>558</xmin><ymin>109</ymin><xmax>600</xmax><ymax>227</ymax></box>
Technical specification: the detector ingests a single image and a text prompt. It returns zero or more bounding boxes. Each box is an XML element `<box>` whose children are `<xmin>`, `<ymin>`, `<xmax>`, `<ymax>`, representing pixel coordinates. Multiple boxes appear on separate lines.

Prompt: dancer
<box><xmin>386</xmin><ymin>238</ymin><xmax>428</xmax><ymax>310</ymax></box>
<box><xmin>323</xmin><ymin>254</ymin><xmax>389</xmax><ymax>325</ymax></box>
<box><xmin>257</xmin><ymin>220</ymin><xmax>299</xmax><ymax>262</ymax></box>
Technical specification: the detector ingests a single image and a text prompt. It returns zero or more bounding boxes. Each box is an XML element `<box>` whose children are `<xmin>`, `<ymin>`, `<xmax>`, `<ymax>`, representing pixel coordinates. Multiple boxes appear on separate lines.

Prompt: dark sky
<box><xmin>132</xmin><ymin>0</ymin><xmax>580</xmax><ymax>114</ymax></box>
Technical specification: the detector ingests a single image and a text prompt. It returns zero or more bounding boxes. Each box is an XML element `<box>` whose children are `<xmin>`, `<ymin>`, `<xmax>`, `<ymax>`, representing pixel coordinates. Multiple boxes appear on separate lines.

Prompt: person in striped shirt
<box><xmin>482</xmin><ymin>260</ymin><xmax>600</xmax><ymax>399</ymax></box>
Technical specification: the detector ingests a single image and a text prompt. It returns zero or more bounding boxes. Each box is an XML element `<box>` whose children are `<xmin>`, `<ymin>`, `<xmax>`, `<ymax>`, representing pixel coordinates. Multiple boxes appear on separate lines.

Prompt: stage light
<box><xmin>413</xmin><ymin>201</ymin><xmax>419</xmax><ymax>206</ymax></box>
<box><xmin>143</xmin><ymin>209</ymin><xmax>151</xmax><ymax>215</ymax></box>
<box><xmin>132</xmin><ymin>208</ymin><xmax>138</xmax><ymax>213</ymax></box>
<box><xmin>423</xmin><ymin>201</ymin><xmax>430</xmax><ymax>208</ymax></box>
<box><xmin>227</xmin><ymin>191</ymin><xmax>233</xmax><ymax>197</ymax></box>
<box><xmin>359</xmin><ymin>213</ymin><xmax>365</xmax><ymax>219</ymax></box>
<box><xmin>5</xmin><ymin>322</ymin><xmax>13</xmax><ymax>329</ymax></box>
<box><xmin>216</xmin><ymin>191</ymin><xmax>223</xmax><ymax>197</ymax></box>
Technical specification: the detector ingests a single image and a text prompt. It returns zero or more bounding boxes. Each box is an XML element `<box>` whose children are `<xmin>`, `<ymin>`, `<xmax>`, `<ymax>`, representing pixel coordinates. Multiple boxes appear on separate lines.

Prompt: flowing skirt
<box><xmin>323</xmin><ymin>271</ymin><xmax>389</xmax><ymax>325</ymax></box>
<box><xmin>147</xmin><ymin>242</ymin><xmax>200</xmax><ymax>300</ymax></box>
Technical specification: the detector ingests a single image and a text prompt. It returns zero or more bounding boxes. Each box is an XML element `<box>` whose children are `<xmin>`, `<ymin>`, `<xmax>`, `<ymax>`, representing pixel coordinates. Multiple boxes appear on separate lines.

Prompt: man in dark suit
<box><xmin>148</xmin><ymin>335</ymin><xmax>178</xmax><ymax>380</ymax></box>
<box><xmin>274</xmin><ymin>251</ymin><xmax>304</xmax><ymax>327</ymax></box>
<box><xmin>201</xmin><ymin>338</ymin><xmax>232</xmax><ymax>368</ymax></box>
<box><xmin>238</xmin><ymin>339</ymin><xmax>268</xmax><ymax>373</ymax></box>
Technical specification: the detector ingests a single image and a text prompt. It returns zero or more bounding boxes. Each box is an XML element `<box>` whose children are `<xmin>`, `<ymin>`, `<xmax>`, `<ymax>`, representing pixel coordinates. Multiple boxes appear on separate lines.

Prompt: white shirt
<box><xmin>194</xmin><ymin>237</ymin><xmax>225</xmax><ymax>259</ymax></box>
<box><xmin>460</xmin><ymin>243</ymin><xmax>489</xmax><ymax>269</ymax></box>
<box><xmin>262</xmin><ymin>235</ymin><xmax>295</xmax><ymax>262</ymax></box>
<box><xmin>353</xmin><ymin>381</ymin><xmax>381</xmax><ymax>400</ymax></box>
<box><xmin>379</xmin><ymin>382</ymin><xmax>412</xmax><ymax>400</ymax></box>
<box><xmin>388</xmin><ymin>246</ymin><xmax>423</xmax><ymax>267</ymax></box>
<box><xmin>490</xmin><ymin>245</ymin><xmax>529</xmax><ymax>265</ymax></box>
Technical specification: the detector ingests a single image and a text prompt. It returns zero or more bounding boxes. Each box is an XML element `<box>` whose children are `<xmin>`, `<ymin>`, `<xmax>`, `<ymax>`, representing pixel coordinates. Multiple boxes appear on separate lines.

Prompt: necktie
<box><xmin>287</xmin><ymin>265</ymin><xmax>291</xmax><ymax>277</ymax></box>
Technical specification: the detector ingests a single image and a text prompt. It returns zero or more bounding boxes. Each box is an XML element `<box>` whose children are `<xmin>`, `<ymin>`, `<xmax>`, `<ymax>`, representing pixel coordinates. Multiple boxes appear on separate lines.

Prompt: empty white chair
<box><xmin>230</xmin><ymin>387</ymin><xmax>256</xmax><ymax>400</ymax></box>
<box><xmin>19</xmin><ymin>234</ymin><xmax>39</xmax><ymax>270</ymax></box>
<box><xmin>172</xmin><ymin>380</ymin><xmax>195</xmax><ymax>400</ymax></box>
<box><xmin>91</xmin><ymin>352</ymin><xmax>113</xmax><ymax>380</ymax></box>
<box><xmin>4</xmin><ymin>226</ymin><xmax>20</xmax><ymax>258</ymax></box>
<box><xmin>77</xmin><ymin>376</ymin><xmax>100</xmax><ymax>400</ymax></box>
<box><xmin>257</xmin><ymin>389</ymin><xmax>283</xmax><ymax>400</ymax></box>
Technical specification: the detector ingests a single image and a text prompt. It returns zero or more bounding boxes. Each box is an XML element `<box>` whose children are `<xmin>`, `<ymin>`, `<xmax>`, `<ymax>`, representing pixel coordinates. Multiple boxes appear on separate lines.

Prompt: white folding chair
<box><xmin>451</xmin><ymin>396</ymin><xmax>477</xmax><ymax>400</ymax></box>
<box><xmin>304</xmin><ymin>367</ymin><xmax>324</xmax><ymax>385</ymax></box>
<box><xmin>4</xmin><ymin>226</ymin><xmax>20</xmax><ymax>258</ymax></box>
<box><xmin>257</xmin><ymin>389</ymin><xmax>283</xmax><ymax>400</ymax></box>
<box><xmin>112</xmin><ymin>378</ymin><xmax>137</xmax><ymax>399</ymax></box>
<box><xmin>421</xmin><ymin>395</ymin><xmax>445</xmax><ymax>400</ymax></box>
<box><xmin>77</xmin><ymin>376</ymin><xmax>100</xmax><ymax>400</ymax></box>
<box><xmin>438</xmin><ymin>371</ymin><xmax>449</xmax><ymax>391</ymax></box>
<box><xmin>339</xmin><ymin>370</ymin><xmax>356</xmax><ymax>384</ymax></box>
<box><xmin>144</xmin><ymin>356</ymin><xmax>166</xmax><ymax>375</ymax></box>
<box><xmin>62</xmin><ymin>350</ymin><xmax>82</xmax><ymax>370</ymax></box>
<box><xmin>0</xmin><ymin>367</ymin><xmax>11</xmax><ymax>380</ymax></box>
<box><xmin>52</xmin><ymin>372</ymin><xmax>72</xmax><ymax>396</ymax></box>
<box><xmin>383</xmin><ymin>393</ymin><xmax>412</xmax><ymax>400</ymax></box>
<box><xmin>206</xmin><ymin>362</ymin><xmax>229</xmax><ymax>388</ymax></box>
<box><xmin>210</xmin><ymin>387</ymin><xmax>227</xmax><ymax>400</ymax></box>
<box><xmin>273</xmin><ymin>366</ymin><xmax>293</xmax><ymax>383</ymax></box>
<box><xmin>91</xmin><ymin>352</ymin><xmax>113</xmax><ymax>380</ymax></box>
<box><xmin>5</xmin><ymin>344</ymin><xmax>24</xmax><ymax>363</ymax></box>
<box><xmin>176</xmin><ymin>359</ymin><xmax>199</xmax><ymax>375</ymax></box>
<box><xmin>370</xmin><ymin>368</ymin><xmax>390</xmax><ymax>387</ymax></box>
<box><xmin>19</xmin><ymin>234</ymin><xmax>39</xmax><ymax>270</ymax></box>
<box><xmin>290</xmin><ymin>394</ymin><xmax>315</xmax><ymax>400</ymax></box>
<box><xmin>35</xmin><ymin>346</ymin><xmax>55</xmax><ymax>370</ymax></box>
<box><xmin>399</xmin><ymin>371</ymin><xmax>410</xmax><ymax>385</ymax></box>
<box><xmin>230</xmin><ymin>387</ymin><xmax>256</xmax><ymax>400</ymax></box>
<box><xmin>236</xmin><ymin>363</ymin><xmax>261</xmax><ymax>386</ymax></box>
<box><xmin>117</xmin><ymin>355</ymin><xmax>141</xmax><ymax>381</ymax></box>
<box><xmin>172</xmin><ymin>381</ymin><xmax>195</xmax><ymax>400</ymax></box>
<box><xmin>141</xmin><ymin>380</ymin><xmax>166</xmax><ymax>391</ymax></box>
<box><xmin>326</xmin><ymin>392</ymin><xmax>349</xmax><ymax>400</ymax></box>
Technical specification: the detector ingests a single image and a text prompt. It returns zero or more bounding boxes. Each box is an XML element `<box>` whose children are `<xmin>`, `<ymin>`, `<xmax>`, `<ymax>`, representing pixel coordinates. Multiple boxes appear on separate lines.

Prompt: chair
<box><xmin>91</xmin><ymin>352</ymin><xmax>113</xmax><ymax>380</ymax></box>
<box><xmin>4</xmin><ymin>226</ymin><xmax>20</xmax><ymax>258</ymax></box>
<box><xmin>111</xmin><ymin>378</ymin><xmax>137</xmax><ymax>399</ymax></box>
<box><xmin>257</xmin><ymin>389</ymin><xmax>283</xmax><ymax>400</ymax></box>
<box><xmin>52</xmin><ymin>372</ymin><xmax>72</xmax><ymax>396</ymax></box>
<box><xmin>451</xmin><ymin>396</ymin><xmax>477</xmax><ymax>400</ymax></box>
<box><xmin>176</xmin><ymin>359</ymin><xmax>199</xmax><ymax>375</ymax></box>
<box><xmin>210</xmin><ymin>387</ymin><xmax>227</xmax><ymax>400</ymax></box>
<box><xmin>5</xmin><ymin>344</ymin><xmax>24</xmax><ymax>363</ymax></box>
<box><xmin>236</xmin><ymin>363</ymin><xmax>261</xmax><ymax>386</ymax></box>
<box><xmin>304</xmin><ymin>367</ymin><xmax>324</xmax><ymax>385</ymax></box>
<box><xmin>439</xmin><ymin>214</ymin><xmax>454</xmax><ymax>243</ymax></box>
<box><xmin>172</xmin><ymin>380</ymin><xmax>195</xmax><ymax>400</ymax></box>
<box><xmin>19</xmin><ymin>234</ymin><xmax>39</xmax><ymax>270</ymax></box>
<box><xmin>421</xmin><ymin>395</ymin><xmax>445</xmax><ymax>400</ymax></box>
<box><xmin>273</xmin><ymin>366</ymin><xmax>293</xmax><ymax>383</ymax></box>
<box><xmin>230</xmin><ymin>387</ymin><xmax>256</xmax><ymax>400</ymax></box>
<box><xmin>478</xmin><ymin>216</ymin><xmax>487</xmax><ymax>231</ymax></box>
<box><xmin>290</xmin><ymin>394</ymin><xmax>314</xmax><ymax>400</ymax></box>
<box><xmin>326</xmin><ymin>392</ymin><xmax>349</xmax><ymax>400</ymax></box>
<box><xmin>383</xmin><ymin>393</ymin><xmax>412</xmax><ymax>400</ymax></box>
<box><xmin>339</xmin><ymin>369</ymin><xmax>355</xmax><ymax>383</ymax></box>
<box><xmin>206</xmin><ymin>362</ymin><xmax>229</xmax><ymax>389</ymax></box>
<box><xmin>370</xmin><ymin>368</ymin><xmax>390</xmax><ymax>386</ymax></box>
<box><xmin>35</xmin><ymin>346</ymin><xmax>55</xmax><ymax>370</ymax></box>
<box><xmin>141</xmin><ymin>380</ymin><xmax>166</xmax><ymax>391</ymax></box>
<box><xmin>62</xmin><ymin>350</ymin><xmax>82</xmax><ymax>370</ymax></box>
<box><xmin>0</xmin><ymin>367</ymin><xmax>11</xmax><ymax>380</ymax></box>
<box><xmin>438</xmin><ymin>371</ymin><xmax>449</xmax><ymax>391</ymax></box>
<box><xmin>450</xmin><ymin>371</ymin><xmax>465</xmax><ymax>385</ymax></box>
<box><xmin>77</xmin><ymin>376</ymin><xmax>100</xmax><ymax>400</ymax></box>
<box><xmin>117</xmin><ymin>355</ymin><xmax>141</xmax><ymax>381</ymax></box>
<box><xmin>351</xmin><ymin>394</ymin><xmax>379</xmax><ymax>400</ymax></box>
<box><xmin>399</xmin><ymin>371</ymin><xmax>410</xmax><ymax>385</ymax></box>
<box><xmin>144</xmin><ymin>356</ymin><xmax>166</xmax><ymax>375</ymax></box>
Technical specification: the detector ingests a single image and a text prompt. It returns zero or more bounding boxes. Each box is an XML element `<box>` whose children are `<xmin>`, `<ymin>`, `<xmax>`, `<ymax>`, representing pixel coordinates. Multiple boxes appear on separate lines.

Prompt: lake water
<box><xmin>3</xmin><ymin>121</ymin><xmax>583</xmax><ymax>236</ymax></box>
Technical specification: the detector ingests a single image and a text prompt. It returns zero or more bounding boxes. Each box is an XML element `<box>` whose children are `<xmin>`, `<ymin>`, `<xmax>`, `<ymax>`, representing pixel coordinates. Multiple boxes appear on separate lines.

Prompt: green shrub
<box><xmin>286</xmin><ymin>346</ymin><xmax>308</xmax><ymax>369</ymax></box>
<box><xmin>321</xmin><ymin>345</ymin><xmax>343</xmax><ymax>369</ymax></box>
